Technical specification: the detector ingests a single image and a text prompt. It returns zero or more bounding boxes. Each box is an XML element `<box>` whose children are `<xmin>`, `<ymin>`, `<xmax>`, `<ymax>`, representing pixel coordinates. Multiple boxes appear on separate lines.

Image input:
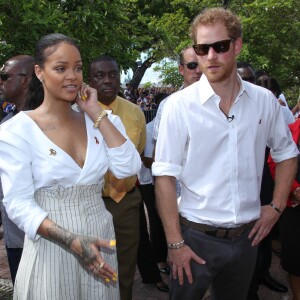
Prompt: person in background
<box><xmin>255</xmin><ymin>70</ymin><xmax>289</xmax><ymax>108</ymax></box>
<box><xmin>153</xmin><ymin>45</ymin><xmax>202</xmax><ymax>144</ymax></box>
<box><xmin>88</xmin><ymin>55</ymin><xmax>146</xmax><ymax>300</ymax></box>
<box><xmin>136</xmin><ymin>95</ymin><xmax>170</xmax><ymax>292</ymax></box>
<box><xmin>268</xmin><ymin>118</ymin><xmax>300</xmax><ymax>300</ymax></box>
<box><xmin>237</xmin><ymin>61</ymin><xmax>256</xmax><ymax>84</ymax></box>
<box><xmin>0</xmin><ymin>33</ymin><xmax>141</xmax><ymax>299</ymax></box>
<box><xmin>178</xmin><ymin>46</ymin><xmax>202</xmax><ymax>90</ymax></box>
<box><xmin>256</xmin><ymin>77</ymin><xmax>294</xmax><ymax>125</ymax></box>
<box><xmin>237</xmin><ymin>62</ymin><xmax>289</xmax><ymax>299</ymax></box>
<box><xmin>152</xmin><ymin>8</ymin><xmax>298</xmax><ymax>300</ymax></box>
<box><xmin>0</xmin><ymin>55</ymin><xmax>35</xmax><ymax>285</ymax></box>
<box><xmin>291</xmin><ymin>94</ymin><xmax>300</xmax><ymax>118</ymax></box>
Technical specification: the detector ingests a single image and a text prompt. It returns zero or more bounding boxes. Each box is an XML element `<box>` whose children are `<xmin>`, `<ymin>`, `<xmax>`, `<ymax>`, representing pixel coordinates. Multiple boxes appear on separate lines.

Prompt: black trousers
<box><xmin>103</xmin><ymin>188</ymin><xmax>141</xmax><ymax>300</ymax></box>
<box><xmin>170</xmin><ymin>224</ymin><xmax>258</xmax><ymax>300</ymax></box>
<box><xmin>137</xmin><ymin>184</ymin><xmax>167</xmax><ymax>262</ymax></box>
<box><xmin>136</xmin><ymin>184</ymin><xmax>168</xmax><ymax>283</ymax></box>
<box><xmin>6</xmin><ymin>247</ymin><xmax>23</xmax><ymax>285</ymax></box>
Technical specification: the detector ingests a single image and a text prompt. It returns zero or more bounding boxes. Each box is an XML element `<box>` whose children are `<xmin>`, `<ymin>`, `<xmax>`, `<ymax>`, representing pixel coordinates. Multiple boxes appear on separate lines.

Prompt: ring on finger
<box><xmin>97</xmin><ymin>262</ymin><xmax>106</xmax><ymax>272</ymax></box>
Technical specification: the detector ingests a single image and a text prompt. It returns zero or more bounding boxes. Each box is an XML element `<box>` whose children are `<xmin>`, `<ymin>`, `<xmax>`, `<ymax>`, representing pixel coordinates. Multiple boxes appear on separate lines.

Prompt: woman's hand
<box><xmin>39</xmin><ymin>219</ymin><xmax>118</xmax><ymax>282</ymax></box>
<box><xmin>76</xmin><ymin>83</ymin><xmax>102</xmax><ymax>121</ymax></box>
<box><xmin>69</xmin><ymin>234</ymin><xmax>118</xmax><ymax>282</ymax></box>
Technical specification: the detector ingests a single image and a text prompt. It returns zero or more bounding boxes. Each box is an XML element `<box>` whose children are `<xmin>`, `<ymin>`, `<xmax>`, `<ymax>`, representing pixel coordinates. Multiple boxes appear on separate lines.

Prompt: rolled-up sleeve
<box><xmin>0</xmin><ymin>130</ymin><xmax>48</xmax><ymax>241</ymax></box>
<box><xmin>105</xmin><ymin>114</ymin><xmax>141</xmax><ymax>178</ymax></box>
<box><xmin>268</xmin><ymin>100</ymin><xmax>298</xmax><ymax>162</ymax></box>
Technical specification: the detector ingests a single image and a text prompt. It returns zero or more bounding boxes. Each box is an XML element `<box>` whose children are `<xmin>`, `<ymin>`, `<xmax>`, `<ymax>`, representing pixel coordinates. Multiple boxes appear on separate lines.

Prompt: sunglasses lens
<box><xmin>186</xmin><ymin>62</ymin><xmax>198</xmax><ymax>70</ymax></box>
<box><xmin>213</xmin><ymin>40</ymin><xmax>231</xmax><ymax>53</ymax></box>
<box><xmin>0</xmin><ymin>73</ymin><xmax>8</xmax><ymax>81</ymax></box>
<box><xmin>193</xmin><ymin>40</ymin><xmax>233</xmax><ymax>56</ymax></box>
<box><xmin>193</xmin><ymin>45</ymin><xmax>209</xmax><ymax>56</ymax></box>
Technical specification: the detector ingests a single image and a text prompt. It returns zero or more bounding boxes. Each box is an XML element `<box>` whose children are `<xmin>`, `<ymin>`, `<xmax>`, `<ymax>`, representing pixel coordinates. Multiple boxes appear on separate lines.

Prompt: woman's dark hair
<box><xmin>24</xmin><ymin>73</ymin><xmax>44</xmax><ymax>110</ymax></box>
<box><xmin>256</xmin><ymin>77</ymin><xmax>282</xmax><ymax>98</ymax></box>
<box><xmin>34</xmin><ymin>33</ymin><xmax>80</xmax><ymax>68</ymax></box>
<box><xmin>25</xmin><ymin>33</ymin><xmax>80</xmax><ymax>109</ymax></box>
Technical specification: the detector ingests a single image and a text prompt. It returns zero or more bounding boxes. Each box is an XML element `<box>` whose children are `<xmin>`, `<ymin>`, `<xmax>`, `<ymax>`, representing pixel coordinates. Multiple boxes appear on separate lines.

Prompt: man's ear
<box><xmin>21</xmin><ymin>75</ymin><xmax>31</xmax><ymax>89</ymax></box>
<box><xmin>178</xmin><ymin>65</ymin><xmax>184</xmax><ymax>77</ymax></box>
<box><xmin>234</xmin><ymin>37</ymin><xmax>243</xmax><ymax>56</ymax></box>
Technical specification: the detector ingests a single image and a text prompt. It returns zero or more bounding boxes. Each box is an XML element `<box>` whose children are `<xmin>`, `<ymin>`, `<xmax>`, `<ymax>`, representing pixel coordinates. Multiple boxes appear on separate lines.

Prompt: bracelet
<box><xmin>269</xmin><ymin>203</ymin><xmax>282</xmax><ymax>214</ymax></box>
<box><xmin>93</xmin><ymin>110</ymin><xmax>108</xmax><ymax>128</ymax></box>
<box><xmin>167</xmin><ymin>240</ymin><xmax>185</xmax><ymax>249</ymax></box>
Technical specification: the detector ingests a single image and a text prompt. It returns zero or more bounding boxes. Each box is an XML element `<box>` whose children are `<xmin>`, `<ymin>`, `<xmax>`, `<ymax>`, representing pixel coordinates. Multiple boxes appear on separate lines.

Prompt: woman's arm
<box><xmin>38</xmin><ymin>218</ymin><xmax>117</xmax><ymax>280</ymax></box>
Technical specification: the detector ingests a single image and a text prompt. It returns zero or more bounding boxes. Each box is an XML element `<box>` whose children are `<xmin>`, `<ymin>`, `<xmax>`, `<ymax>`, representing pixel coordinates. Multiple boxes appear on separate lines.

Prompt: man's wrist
<box><xmin>269</xmin><ymin>202</ymin><xmax>282</xmax><ymax>214</ymax></box>
<box><xmin>167</xmin><ymin>239</ymin><xmax>185</xmax><ymax>249</ymax></box>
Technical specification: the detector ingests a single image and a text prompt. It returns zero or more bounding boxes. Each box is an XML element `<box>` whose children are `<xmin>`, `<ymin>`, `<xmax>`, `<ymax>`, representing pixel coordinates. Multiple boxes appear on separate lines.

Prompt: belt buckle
<box><xmin>231</xmin><ymin>227</ymin><xmax>243</xmax><ymax>238</ymax></box>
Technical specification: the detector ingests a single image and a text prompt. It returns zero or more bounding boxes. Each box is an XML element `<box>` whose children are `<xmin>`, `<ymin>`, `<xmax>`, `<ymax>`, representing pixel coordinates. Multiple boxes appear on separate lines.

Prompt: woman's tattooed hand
<box><xmin>46</xmin><ymin>224</ymin><xmax>98</xmax><ymax>264</ymax></box>
<box><xmin>43</xmin><ymin>221</ymin><xmax>117</xmax><ymax>279</ymax></box>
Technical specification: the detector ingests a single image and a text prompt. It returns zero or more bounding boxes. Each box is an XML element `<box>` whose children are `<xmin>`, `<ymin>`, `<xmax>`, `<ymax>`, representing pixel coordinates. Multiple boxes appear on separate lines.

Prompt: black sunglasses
<box><xmin>184</xmin><ymin>62</ymin><xmax>198</xmax><ymax>70</ymax></box>
<box><xmin>193</xmin><ymin>39</ymin><xmax>235</xmax><ymax>56</ymax></box>
<box><xmin>0</xmin><ymin>72</ymin><xmax>28</xmax><ymax>81</ymax></box>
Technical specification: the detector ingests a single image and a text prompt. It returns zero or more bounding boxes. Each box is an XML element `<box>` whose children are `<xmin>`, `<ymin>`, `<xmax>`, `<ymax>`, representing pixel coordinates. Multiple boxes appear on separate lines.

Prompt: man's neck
<box><xmin>99</xmin><ymin>97</ymin><xmax>116</xmax><ymax>107</ymax></box>
<box><xmin>212</xmin><ymin>77</ymin><xmax>240</xmax><ymax>115</ymax></box>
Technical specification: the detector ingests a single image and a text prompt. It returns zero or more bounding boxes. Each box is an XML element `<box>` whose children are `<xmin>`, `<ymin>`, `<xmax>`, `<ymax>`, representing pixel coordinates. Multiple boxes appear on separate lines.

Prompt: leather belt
<box><xmin>179</xmin><ymin>215</ymin><xmax>256</xmax><ymax>239</ymax></box>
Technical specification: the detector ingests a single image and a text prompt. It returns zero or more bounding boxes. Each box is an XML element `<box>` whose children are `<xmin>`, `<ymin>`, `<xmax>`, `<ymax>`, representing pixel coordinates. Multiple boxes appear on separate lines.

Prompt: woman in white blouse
<box><xmin>0</xmin><ymin>33</ymin><xmax>141</xmax><ymax>300</ymax></box>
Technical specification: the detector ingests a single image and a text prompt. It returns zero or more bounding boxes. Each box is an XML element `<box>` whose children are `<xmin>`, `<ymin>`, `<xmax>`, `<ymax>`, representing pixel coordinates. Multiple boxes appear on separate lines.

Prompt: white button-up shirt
<box><xmin>152</xmin><ymin>75</ymin><xmax>298</xmax><ymax>227</ymax></box>
<box><xmin>0</xmin><ymin>111</ymin><xmax>141</xmax><ymax>240</ymax></box>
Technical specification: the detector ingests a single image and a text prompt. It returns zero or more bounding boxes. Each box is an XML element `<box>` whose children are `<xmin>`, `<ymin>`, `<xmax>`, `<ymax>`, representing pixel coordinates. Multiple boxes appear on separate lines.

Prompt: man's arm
<box><xmin>249</xmin><ymin>157</ymin><xmax>297</xmax><ymax>246</ymax></box>
<box><xmin>155</xmin><ymin>175</ymin><xmax>205</xmax><ymax>284</ymax></box>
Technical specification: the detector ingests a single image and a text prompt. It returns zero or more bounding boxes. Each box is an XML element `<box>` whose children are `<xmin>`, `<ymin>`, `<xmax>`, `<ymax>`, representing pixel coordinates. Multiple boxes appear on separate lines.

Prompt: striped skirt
<box><xmin>14</xmin><ymin>184</ymin><xmax>120</xmax><ymax>300</ymax></box>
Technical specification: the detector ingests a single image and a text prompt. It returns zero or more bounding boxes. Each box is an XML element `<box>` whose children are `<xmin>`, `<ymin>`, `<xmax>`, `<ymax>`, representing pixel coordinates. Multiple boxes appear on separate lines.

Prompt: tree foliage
<box><xmin>0</xmin><ymin>0</ymin><xmax>300</xmax><ymax>102</ymax></box>
<box><xmin>0</xmin><ymin>0</ymin><xmax>144</xmax><ymax>73</ymax></box>
<box><xmin>154</xmin><ymin>60</ymin><xmax>183</xmax><ymax>88</ymax></box>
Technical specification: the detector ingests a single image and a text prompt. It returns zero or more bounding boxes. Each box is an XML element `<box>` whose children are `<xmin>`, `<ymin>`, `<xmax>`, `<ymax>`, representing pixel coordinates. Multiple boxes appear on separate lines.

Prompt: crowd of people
<box><xmin>0</xmin><ymin>6</ymin><xmax>300</xmax><ymax>300</ymax></box>
<box><xmin>123</xmin><ymin>84</ymin><xmax>178</xmax><ymax>111</ymax></box>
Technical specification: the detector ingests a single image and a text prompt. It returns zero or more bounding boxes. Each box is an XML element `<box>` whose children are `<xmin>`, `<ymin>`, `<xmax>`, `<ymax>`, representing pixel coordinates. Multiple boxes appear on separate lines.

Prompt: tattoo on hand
<box><xmin>47</xmin><ymin>224</ymin><xmax>98</xmax><ymax>265</ymax></box>
<box><xmin>77</xmin><ymin>237</ymin><xmax>97</xmax><ymax>264</ymax></box>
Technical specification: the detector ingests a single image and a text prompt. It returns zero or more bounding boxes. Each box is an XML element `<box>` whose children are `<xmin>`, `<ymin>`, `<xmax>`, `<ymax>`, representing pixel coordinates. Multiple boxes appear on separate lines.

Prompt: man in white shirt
<box><xmin>152</xmin><ymin>7</ymin><xmax>298</xmax><ymax>300</ymax></box>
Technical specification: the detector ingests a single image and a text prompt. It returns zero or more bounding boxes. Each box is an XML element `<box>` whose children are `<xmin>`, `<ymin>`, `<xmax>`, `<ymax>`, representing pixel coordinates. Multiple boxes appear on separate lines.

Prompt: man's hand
<box><xmin>248</xmin><ymin>205</ymin><xmax>281</xmax><ymax>246</ymax></box>
<box><xmin>168</xmin><ymin>244</ymin><xmax>205</xmax><ymax>285</ymax></box>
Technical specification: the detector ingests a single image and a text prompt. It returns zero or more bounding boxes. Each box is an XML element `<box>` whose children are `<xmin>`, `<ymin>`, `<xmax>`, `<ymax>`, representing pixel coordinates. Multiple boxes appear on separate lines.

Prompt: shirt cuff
<box><xmin>27</xmin><ymin>210</ymin><xmax>48</xmax><ymax>241</ymax></box>
<box><xmin>152</xmin><ymin>162</ymin><xmax>182</xmax><ymax>179</ymax></box>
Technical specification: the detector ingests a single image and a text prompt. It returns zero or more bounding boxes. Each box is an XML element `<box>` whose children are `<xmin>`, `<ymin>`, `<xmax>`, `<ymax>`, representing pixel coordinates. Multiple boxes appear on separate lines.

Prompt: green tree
<box><xmin>153</xmin><ymin>59</ymin><xmax>183</xmax><ymax>88</ymax></box>
<box><xmin>234</xmin><ymin>0</ymin><xmax>300</xmax><ymax>101</ymax></box>
<box><xmin>1</xmin><ymin>0</ymin><xmax>300</xmax><ymax>102</ymax></box>
<box><xmin>0</xmin><ymin>0</ymin><xmax>145</xmax><ymax>75</ymax></box>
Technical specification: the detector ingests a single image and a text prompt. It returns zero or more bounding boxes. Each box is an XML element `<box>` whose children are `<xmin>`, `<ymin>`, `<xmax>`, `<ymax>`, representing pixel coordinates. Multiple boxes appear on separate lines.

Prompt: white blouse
<box><xmin>0</xmin><ymin>111</ymin><xmax>141</xmax><ymax>240</ymax></box>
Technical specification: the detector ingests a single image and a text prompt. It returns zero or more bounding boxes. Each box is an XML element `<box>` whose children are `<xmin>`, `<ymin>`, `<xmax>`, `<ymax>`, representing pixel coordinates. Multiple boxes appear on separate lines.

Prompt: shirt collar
<box><xmin>198</xmin><ymin>73</ymin><xmax>251</xmax><ymax>105</ymax></box>
<box><xmin>98</xmin><ymin>96</ymin><xmax>120</xmax><ymax>113</ymax></box>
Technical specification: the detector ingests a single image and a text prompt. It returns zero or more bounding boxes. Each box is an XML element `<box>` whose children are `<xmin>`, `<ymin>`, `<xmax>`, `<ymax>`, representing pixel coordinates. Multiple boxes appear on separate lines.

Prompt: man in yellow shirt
<box><xmin>88</xmin><ymin>55</ymin><xmax>146</xmax><ymax>300</ymax></box>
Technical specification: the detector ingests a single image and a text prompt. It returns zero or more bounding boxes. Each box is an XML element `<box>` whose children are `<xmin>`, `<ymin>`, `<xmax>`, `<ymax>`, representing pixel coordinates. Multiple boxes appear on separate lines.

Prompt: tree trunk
<box><xmin>130</xmin><ymin>58</ymin><xmax>154</xmax><ymax>89</ymax></box>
